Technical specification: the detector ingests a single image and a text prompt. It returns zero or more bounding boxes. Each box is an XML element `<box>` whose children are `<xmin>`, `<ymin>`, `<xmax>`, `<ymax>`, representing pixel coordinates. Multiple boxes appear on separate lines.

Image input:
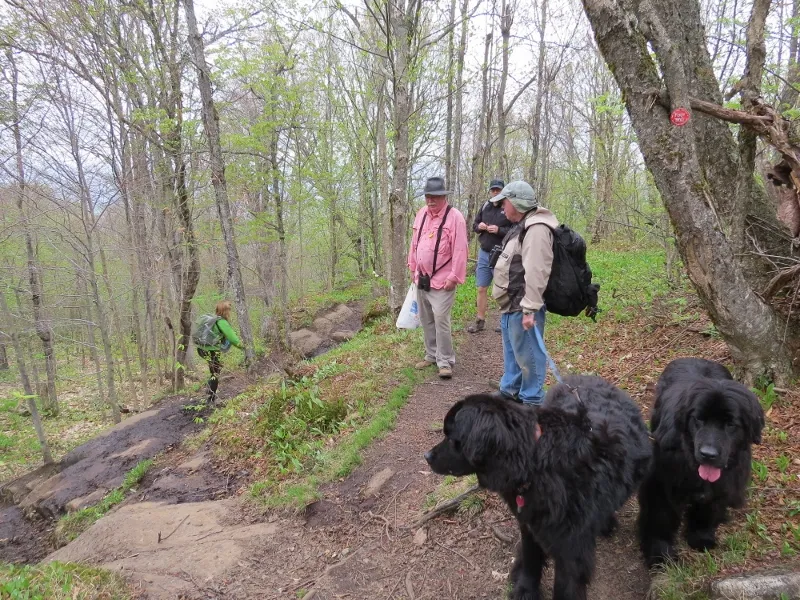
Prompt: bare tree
<box><xmin>6</xmin><ymin>48</ymin><xmax>58</xmax><ymax>414</ymax></box>
<box><xmin>386</xmin><ymin>0</ymin><xmax>413</xmax><ymax>312</ymax></box>
<box><xmin>0</xmin><ymin>290</ymin><xmax>52</xmax><ymax>464</ymax></box>
<box><xmin>184</xmin><ymin>0</ymin><xmax>255</xmax><ymax>367</ymax></box>
<box><xmin>581</xmin><ymin>0</ymin><xmax>799</xmax><ymax>381</ymax></box>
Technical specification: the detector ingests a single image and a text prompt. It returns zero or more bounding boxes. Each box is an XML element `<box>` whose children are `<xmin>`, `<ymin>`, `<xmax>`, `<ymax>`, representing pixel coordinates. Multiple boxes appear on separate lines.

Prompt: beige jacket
<box><xmin>492</xmin><ymin>207</ymin><xmax>559</xmax><ymax>313</ymax></box>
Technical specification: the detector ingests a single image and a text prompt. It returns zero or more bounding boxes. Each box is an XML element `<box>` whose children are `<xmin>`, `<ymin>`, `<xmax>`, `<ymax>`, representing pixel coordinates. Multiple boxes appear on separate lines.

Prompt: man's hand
<box><xmin>487</xmin><ymin>224</ymin><xmax>499</xmax><ymax>234</ymax></box>
<box><xmin>478</xmin><ymin>222</ymin><xmax>487</xmax><ymax>231</ymax></box>
<box><xmin>443</xmin><ymin>279</ymin><xmax>457</xmax><ymax>291</ymax></box>
<box><xmin>522</xmin><ymin>312</ymin><xmax>535</xmax><ymax>331</ymax></box>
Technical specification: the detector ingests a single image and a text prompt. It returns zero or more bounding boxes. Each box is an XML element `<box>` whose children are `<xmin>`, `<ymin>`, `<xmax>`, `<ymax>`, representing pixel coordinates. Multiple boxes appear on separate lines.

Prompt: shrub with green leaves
<box><xmin>0</xmin><ymin>562</ymin><xmax>133</xmax><ymax>599</ymax></box>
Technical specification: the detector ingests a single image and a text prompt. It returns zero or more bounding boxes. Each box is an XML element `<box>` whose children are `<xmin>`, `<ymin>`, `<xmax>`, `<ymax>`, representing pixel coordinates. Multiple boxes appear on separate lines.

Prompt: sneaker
<box><xmin>438</xmin><ymin>367</ymin><xmax>453</xmax><ymax>379</ymax></box>
<box><xmin>494</xmin><ymin>326</ymin><xmax>501</xmax><ymax>333</ymax></box>
<box><xmin>466</xmin><ymin>319</ymin><xmax>485</xmax><ymax>333</ymax></box>
<box><xmin>415</xmin><ymin>359</ymin><xmax>435</xmax><ymax>369</ymax></box>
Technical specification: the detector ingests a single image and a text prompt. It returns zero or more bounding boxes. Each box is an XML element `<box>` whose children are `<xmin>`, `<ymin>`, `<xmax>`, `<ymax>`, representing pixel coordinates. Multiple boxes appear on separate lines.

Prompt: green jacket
<box><xmin>197</xmin><ymin>318</ymin><xmax>243</xmax><ymax>351</ymax></box>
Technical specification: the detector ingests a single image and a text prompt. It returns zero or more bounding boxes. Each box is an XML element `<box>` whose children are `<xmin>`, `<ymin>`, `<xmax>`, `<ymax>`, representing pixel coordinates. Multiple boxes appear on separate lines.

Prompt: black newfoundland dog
<box><xmin>425</xmin><ymin>376</ymin><xmax>651</xmax><ymax>600</ymax></box>
<box><xmin>637</xmin><ymin>358</ymin><xmax>765</xmax><ymax>568</ymax></box>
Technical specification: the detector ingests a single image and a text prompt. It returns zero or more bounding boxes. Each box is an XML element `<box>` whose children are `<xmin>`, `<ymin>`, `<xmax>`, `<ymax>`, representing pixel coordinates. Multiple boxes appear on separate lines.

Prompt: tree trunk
<box><xmin>108</xmin><ymin>82</ymin><xmax>149</xmax><ymax>408</ymax></box>
<box><xmin>185</xmin><ymin>0</ymin><xmax>255</xmax><ymax>367</ymax></box>
<box><xmin>528</xmin><ymin>0</ymin><xmax>549</xmax><ymax>198</ymax></box>
<box><xmin>496</xmin><ymin>0</ymin><xmax>512</xmax><ymax>179</ymax></box>
<box><xmin>377</xmin><ymin>82</ymin><xmax>391</xmax><ymax>278</ymax></box>
<box><xmin>7</xmin><ymin>49</ymin><xmax>58</xmax><ymax>415</ymax></box>
<box><xmin>77</xmin><ymin>269</ymin><xmax>105</xmax><ymax>407</ymax></box>
<box><xmin>467</xmin><ymin>33</ymin><xmax>493</xmax><ymax>231</ymax></box>
<box><xmin>581</xmin><ymin>0</ymin><xmax>798</xmax><ymax>381</ymax></box>
<box><xmin>97</xmin><ymin>245</ymin><xmax>135</xmax><ymax>402</ymax></box>
<box><xmin>444</xmin><ymin>0</ymin><xmax>457</xmax><ymax>189</ymax></box>
<box><xmin>451</xmin><ymin>0</ymin><xmax>469</xmax><ymax>199</ymax></box>
<box><xmin>0</xmin><ymin>341</ymin><xmax>8</xmax><ymax>370</ymax></box>
<box><xmin>0</xmin><ymin>292</ymin><xmax>52</xmax><ymax>465</ymax></box>
<box><xmin>779</xmin><ymin>0</ymin><xmax>800</xmax><ymax>109</ymax></box>
<box><xmin>271</xmin><ymin>134</ymin><xmax>291</xmax><ymax>351</ymax></box>
<box><xmin>388</xmin><ymin>0</ymin><xmax>412</xmax><ymax>313</ymax></box>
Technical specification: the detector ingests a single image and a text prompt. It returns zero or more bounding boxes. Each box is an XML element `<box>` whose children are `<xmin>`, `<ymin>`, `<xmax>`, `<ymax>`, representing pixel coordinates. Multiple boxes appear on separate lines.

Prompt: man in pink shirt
<box><xmin>407</xmin><ymin>177</ymin><xmax>468</xmax><ymax>379</ymax></box>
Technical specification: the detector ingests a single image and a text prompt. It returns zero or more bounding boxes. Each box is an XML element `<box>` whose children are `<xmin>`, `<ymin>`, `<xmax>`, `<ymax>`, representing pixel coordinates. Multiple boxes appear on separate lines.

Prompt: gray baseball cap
<box><xmin>489</xmin><ymin>180</ymin><xmax>538</xmax><ymax>212</ymax></box>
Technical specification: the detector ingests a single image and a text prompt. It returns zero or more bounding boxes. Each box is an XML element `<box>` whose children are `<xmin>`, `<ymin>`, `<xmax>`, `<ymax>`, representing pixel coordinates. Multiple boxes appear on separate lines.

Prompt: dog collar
<box><xmin>515</xmin><ymin>424</ymin><xmax>544</xmax><ymax>513</ymax></box>
<box><xmin>515</xmin><ymin>482</ymin><xmax>531</xmax><ymax>513</ymax></box>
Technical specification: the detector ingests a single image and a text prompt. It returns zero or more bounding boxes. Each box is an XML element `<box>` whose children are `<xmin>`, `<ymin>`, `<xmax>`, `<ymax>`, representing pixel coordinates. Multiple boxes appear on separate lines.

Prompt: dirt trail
<box><xmin>45</xmin><ymin>311</ymin><xmax>651</xmax><ymax>599</ymax></box>
<box><xmin>210</xmin><ymin>313</ymin><xmax>652</xmax><ymax>599</ymax></box>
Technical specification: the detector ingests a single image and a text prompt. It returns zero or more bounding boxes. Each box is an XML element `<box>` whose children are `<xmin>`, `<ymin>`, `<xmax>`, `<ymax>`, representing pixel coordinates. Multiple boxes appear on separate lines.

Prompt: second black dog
<box><xmin>637</xmin><ymin>358</ymin><xmax>765</xmax><ymax>568</ymax></box>
<box><xmin>425</xmin><ymin>376</ymin><xmax>651</xmax><ymax>600</ymax></box>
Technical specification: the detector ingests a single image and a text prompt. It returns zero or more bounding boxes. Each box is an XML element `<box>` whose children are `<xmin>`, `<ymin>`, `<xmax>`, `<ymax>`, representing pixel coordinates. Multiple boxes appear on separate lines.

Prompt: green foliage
<box><xmin>746</xmin><ymin>510</ymin><xmax>772</xmax><ymax>544</ymax></box>
<box><xmin>253</xmin><ymin>366</ymin><xmax>424</xmax><ymax>509</ymax></box>
<box><xmin>751</xmin><ymin>380</ymin><xmax>778</xmax><ymax>411</ymax></box>
<box><xmin>251</xmin><ymin>362</ymin><xmax>346</xmax><ymax>474</ymax></box>
<box><xmin>751</xmin><ymin>459</ymin><xmax>768</xmax><ymax>483</ymax></box>
<box><xmin>0</xmin><ymin>392</ymin><xmax>109</xmax><ymax>481</ymax></box>
<box><xmin>650</xmin><ymin>561</ymin><xmax>711</xmax><ymax>600</ymax></box>
<box><xmin>774</xmin><ymin>455</ymin><xmax>790</xmax><ymax>474</ymax></box>
<box><xmin>362</xmin><ymin>295</ymin><xmax>390</xmax><ymax>325</ymax></box>
<box><xmin>0</xmin><ymin>562</ymin><xmax>133</xmax><ymax>600</ymax></box>
<box><xmin>424</xmin><ymin>474</ymin><xmax>479</xmax><ymax>511</ymax></box>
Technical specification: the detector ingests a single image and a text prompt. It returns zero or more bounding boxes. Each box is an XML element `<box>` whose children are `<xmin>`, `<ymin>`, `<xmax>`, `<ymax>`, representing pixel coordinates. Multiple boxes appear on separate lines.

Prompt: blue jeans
<box><xmin>499</xmin><ymin>308</ymin><xmax>547</xmax><ymax>405</ymax></box>
<box><xmin>475</xmin><ymin>248</ymin><xmax>494</xmax><ymax>288</ymax></box>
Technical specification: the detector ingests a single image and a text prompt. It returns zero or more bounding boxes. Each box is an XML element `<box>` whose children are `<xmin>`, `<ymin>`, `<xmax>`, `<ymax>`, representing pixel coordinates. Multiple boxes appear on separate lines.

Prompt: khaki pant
<box><xmin>418</xmin><ymin>287</ymin><xmax>456</xmax><ymax>368</ymax></box>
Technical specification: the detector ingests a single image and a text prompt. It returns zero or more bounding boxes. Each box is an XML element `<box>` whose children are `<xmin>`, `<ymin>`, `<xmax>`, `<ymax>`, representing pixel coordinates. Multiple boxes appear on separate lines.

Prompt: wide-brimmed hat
<box><xmin>421</xmin><ymin>176</ymin><xmax>452</xmax><ymax>196</ymax></box>
<box><xmin>490</xmin><ymin>180</ymin><xmax>538</xmax><ymax>212</ymax></box>
<box><xmin>489</xmin><ymin>179</ymin><xmax>505</xmax><ymax>190</ymax></box>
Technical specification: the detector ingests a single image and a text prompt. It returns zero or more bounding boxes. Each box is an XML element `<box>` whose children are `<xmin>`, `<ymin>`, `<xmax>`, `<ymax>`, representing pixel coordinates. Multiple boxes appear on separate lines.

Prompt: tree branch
<box><xmin>504</xmin><ymin>73</ymin><xmax>537</xmax><ymax>115</ymax></box>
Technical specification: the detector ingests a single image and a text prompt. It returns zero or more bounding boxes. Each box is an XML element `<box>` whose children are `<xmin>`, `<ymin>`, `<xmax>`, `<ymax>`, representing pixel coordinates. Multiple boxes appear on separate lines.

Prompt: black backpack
<box><xmin>519</xmin><ymin>223</ymin><xmax>600</xmax><ymax>320</ymax></box>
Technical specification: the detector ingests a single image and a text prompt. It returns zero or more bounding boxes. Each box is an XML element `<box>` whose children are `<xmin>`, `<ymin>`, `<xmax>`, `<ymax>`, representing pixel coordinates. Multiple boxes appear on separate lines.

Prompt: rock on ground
<box><xmin>323</xmin><ymin>304</ymin><xmax>355</xmax><ymax>327</ymax></box>
<box><xmin>289</xmin><ymin>329</ymin><xmax>325</xmax><ymax>357</ymax></box>
<box><xmin>331</xmin><ymin>330</ymin><xmax>356</xmax><ymax>342</ymax></box>
<box><xmin>1</xmin><ymin>401</ymin><xmax>202</xmax><ymax>520</ymax></box>
<box><xmin>313</xmin><ymin>317</ymin><xmax>334</xmax><ymax>336</ymax></box>
<box><xmin>710</xmin><ymin>571</ymin><xmax>800</xmax><ymax>600</ymax></box>
<box><xmin>362</xmin><ymin>467</ymin><xmax>394</xmax><ymax>497</ymax></box>
<box><xmin>45</xmin><ymin>499</ymin><xmax>278</xmax><ymax>600</ymax></box>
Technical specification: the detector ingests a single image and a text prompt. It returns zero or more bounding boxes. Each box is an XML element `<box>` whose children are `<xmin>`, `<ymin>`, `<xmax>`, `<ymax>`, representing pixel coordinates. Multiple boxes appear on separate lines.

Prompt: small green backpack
<box><xmin>192</xmin><ymin>314</ymin><xmax>222</xmax><ymax>347</ymax></box>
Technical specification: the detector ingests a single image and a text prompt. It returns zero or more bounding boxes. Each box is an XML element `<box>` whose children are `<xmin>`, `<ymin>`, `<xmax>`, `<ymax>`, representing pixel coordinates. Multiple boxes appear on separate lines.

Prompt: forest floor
<box><xmin>2</xmin><ymin>252</ymin><xmax>799</xmax><ymax>599</ymax></box>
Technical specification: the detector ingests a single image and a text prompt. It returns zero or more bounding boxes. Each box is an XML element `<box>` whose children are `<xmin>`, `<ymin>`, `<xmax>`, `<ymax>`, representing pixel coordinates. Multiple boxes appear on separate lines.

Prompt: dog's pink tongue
<box><xmin>698</xmin><ymin>465</ymin><xmax>722</xmax><ymax>482</ymax></box>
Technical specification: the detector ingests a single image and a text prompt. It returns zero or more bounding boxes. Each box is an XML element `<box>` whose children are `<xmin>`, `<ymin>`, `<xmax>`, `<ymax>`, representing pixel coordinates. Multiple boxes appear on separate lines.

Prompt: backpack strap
<box><xmin>416</xmin><ymin>206</ymin><xmax>453</xmax><ymax>276</ymax></box>
<box><xmin>431</xmin><ymin>206</ymin><xmax>453</xmax><ymax>276</ymax></box>
<box><xmin>415</xmin><ymin>212</ymin><xmax>428</xmax><ymax>252</ymax></box>
<box><xmin>517</xmin><ymin>214</ymin><xmax>554</xmax><ymax>245</ymax></box>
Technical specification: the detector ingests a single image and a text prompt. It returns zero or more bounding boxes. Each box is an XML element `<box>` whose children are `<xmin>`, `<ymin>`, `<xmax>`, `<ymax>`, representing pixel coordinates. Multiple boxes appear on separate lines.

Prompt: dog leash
<box><xmin>533</xmin><ymin>324</ymin><xmax>564</xmax><ymax>384</ymax></box>
<box><xmin>532</xmin><ymin>322</ymin><xmax>586</xmax><ymax>412</ymax></box>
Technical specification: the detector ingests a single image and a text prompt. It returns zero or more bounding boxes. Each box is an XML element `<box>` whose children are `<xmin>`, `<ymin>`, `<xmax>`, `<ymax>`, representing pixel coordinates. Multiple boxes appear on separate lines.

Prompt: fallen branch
<box><xmin>491</xmin><ymin>524</ymin><xmax>516</xmax><ymax>545</ymax></box>
<box><xmin>367</xmin><ymin>510</ymin><xmax>393</xmax><ymax>541</ymax></box>
<box><xmin>407</xmin><ymin>484</ymin><xmax>480</xmax><ymax>529</ymax></box>
<box><xmin>435</xmin><ymin>540</ymin><xmax>478</xmax><ymax>571</ymax></box>
<box><xmin>158</xmin><ymin>514</ymin><xmax>189</xmax><ymax>544</ymax></box>
<box><xmin>405</xmin><ymin>571</ymin><xmax>415</xmax><ymax>600</ymax></box>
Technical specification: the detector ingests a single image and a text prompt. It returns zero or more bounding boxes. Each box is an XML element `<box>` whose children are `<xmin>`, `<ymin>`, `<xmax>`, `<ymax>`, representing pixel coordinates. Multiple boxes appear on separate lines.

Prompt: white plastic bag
<box><xmin>396</xmin><ymin>284</ymin><xmax>421</xmax><ymax>329</ymax></box>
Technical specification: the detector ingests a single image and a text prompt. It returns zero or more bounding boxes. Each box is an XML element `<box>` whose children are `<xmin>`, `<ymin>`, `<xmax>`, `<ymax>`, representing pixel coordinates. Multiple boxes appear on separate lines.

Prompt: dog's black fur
<box><xmin>425</xmin><ymin>376</ymin><xmax>651</xmax><ymax>600</ymax></box>
<box><xmin>637</xmin><ymin>358</ymin><xmax>765</xmax><ymax>568</ymax></box>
